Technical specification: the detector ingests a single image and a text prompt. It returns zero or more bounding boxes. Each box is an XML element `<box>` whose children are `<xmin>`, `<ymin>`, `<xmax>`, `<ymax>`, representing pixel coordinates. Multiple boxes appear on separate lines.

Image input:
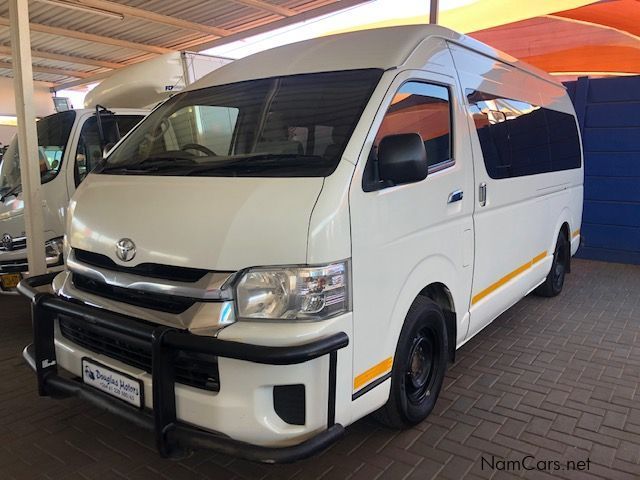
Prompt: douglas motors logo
<box><xmin>84</xmin><ymin>365</ymin><xmax>140</xmax><ymax>397</ymax></box>
<box><xmin>84</xmin><ymin>365</ymin><xmax>95</xmax><ymax>381</ymax></box>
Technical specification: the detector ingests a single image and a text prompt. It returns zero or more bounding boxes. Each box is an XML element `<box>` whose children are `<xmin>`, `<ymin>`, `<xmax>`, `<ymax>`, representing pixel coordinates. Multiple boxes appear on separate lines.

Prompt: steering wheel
<box><xmin>181</xmin><ymin>143</ymin><xmax>217</xmax><ymax>156</ymax></box>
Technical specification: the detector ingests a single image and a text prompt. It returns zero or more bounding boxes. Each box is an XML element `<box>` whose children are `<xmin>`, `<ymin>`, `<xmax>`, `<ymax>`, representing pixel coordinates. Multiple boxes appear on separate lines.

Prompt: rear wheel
<box><xmin>375</xmin><ymin>297</ymin><xmax>448</xmax><ymax>428</ymax></box>
<box><xmin>535</xmin><ymin>231</ymin><xmax>569</xmax><ymax>297</ymax></box>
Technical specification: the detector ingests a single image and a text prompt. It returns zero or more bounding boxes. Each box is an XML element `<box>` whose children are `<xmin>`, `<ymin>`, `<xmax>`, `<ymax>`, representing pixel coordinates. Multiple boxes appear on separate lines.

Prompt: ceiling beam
<box><xmin>193</xmin><ymin>0</ymin><xmax>373</xmax><ymax>51</ymax></box>
<box><xmin>0</xmin><ymin>60</ymin><xmax>94</xmax><ymax>78</ymax></box>
<box><xmin>53</xmin><ymin>0</ymin><xmax>373</xmax><ymax>90</ymax></box>
<box><xmin>60</xmin><ymin>0</ymin><xmax>232</xmax><ymax>37</ymax></box>
<box><xmin>228</xmin><ymin>0</ymin><xmax>297</xmax><ymax>17</ymax></box>
<box><xmin>0</xmin><ymin>17</ymin><xmax>173</xmax><ymax>54</ymax></box>
<box><xmin>0</xmin><ymin>45</ymin><xmax>124</xmax><ymax>69</ymax></box>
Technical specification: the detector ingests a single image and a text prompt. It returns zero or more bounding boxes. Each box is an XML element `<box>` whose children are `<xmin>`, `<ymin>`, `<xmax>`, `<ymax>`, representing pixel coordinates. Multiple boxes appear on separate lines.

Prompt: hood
<box><xmin>0</xmin><ymin>195</ymin><xmax>25</xmax><ymax>237</ymax></box>
<box><xmin>68</xmin><ymin>174</ymin><xmax>324</xmax><ymax>271</ymax></box>
<box><xmin>0</xmin><ymin>189</ymin><xmax>64</xmax><ymax>244</ymax></box>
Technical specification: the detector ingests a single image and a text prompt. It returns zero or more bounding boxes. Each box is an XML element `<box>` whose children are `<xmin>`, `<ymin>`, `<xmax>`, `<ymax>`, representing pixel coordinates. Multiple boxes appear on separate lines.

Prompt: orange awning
<box><xmin>323</xmin><ymin>0</ymin><xmax>640</xmax><ymax>78</ymax></box>
<box><xmin>468</xmin><ymin>0</ymin><xmax>640</xmax><ymax>77</ymax></box>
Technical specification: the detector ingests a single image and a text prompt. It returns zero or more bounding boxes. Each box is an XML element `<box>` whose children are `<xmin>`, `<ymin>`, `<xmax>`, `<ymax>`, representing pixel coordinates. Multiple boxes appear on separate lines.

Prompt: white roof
<box><xmin>188</xmin><ymin>25</ymin><xmax>557</xmax><ymax>90</ymax></box>
<box><xmin>67</xmin><ymin>107</ymin><xmax>149</xmax><ymax>115</ymax></box>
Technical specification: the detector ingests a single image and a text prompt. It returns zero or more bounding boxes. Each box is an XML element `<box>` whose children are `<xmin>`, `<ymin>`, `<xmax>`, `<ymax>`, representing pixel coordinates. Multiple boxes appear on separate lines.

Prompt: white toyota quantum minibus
<box><xmin>20</xmin><ymin>25</ymin><xmax>583</xmax><ymax>463</ymax></box>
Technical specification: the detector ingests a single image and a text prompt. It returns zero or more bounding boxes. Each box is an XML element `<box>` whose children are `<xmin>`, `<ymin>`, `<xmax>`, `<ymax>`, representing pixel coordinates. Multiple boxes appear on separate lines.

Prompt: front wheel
<box><xmin>534</xmin><ymin>231</ymin><xmax>569</xmax><ymax>297</ymax></box>
<box><xmin>374</xmin><ymin>297</ymin><xmax>448</xmax><ymax>428</ymax></box>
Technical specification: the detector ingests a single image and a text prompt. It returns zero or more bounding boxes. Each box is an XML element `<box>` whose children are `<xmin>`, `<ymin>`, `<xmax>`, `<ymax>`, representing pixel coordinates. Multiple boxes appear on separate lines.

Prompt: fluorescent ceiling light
<box><xmin>35</xmin><ymin>0</ymin><xmax>124</xmax><ymax>20</ymax></box>
<box><xmin>0</xmin><ymin>115</ymin><xmax>17</xmax><ymax>126</ymax></box>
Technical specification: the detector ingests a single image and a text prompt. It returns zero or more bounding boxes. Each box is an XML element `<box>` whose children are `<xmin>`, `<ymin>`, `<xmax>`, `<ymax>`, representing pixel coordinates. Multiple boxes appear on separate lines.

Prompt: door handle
<box><xmin>479</xmin><ymin>182</ymin><xmax>487</xmax><ymax>207</ymax></box>
<box><xmin>447</xmin><ymin>189</ymin><xmax>464</xmax><ymax>204</ymax></box>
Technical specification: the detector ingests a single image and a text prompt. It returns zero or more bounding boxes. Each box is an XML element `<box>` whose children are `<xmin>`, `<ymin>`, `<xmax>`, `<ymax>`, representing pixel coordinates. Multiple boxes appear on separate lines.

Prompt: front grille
<box><xmin>74</xmin><ymin>249</ymin><xmax>209</xmax><ymax>283</ymax></box>
<box><xmin>0</xmin><ymin>237</ymin><xmax>26</xmax><ymax>252</ymax></box>
<box><xmin>72</xmin><ymin>273</ymin><xmax>196</xmax><ymax>314</ymax></box>
<box><xmin>59</xmin><ymin>316</ymin><xmax>220</xmax><ymax>392</ymax></box>
<box><xmin>0</xmin><ymin>259</ymin><xmax>28</xmax><ymax>273</ymax></box>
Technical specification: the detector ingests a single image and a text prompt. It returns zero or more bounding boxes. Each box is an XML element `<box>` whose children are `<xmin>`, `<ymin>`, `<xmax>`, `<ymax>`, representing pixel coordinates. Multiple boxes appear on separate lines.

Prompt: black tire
<box><xmin>374</xmin><ymin>296</ymin><xmax>448</xmax><ymax>428</ymax></box>
<box><xmin>534</xmin><ymin>231</ymin><xmax>569</xmax><ymax>297</ymax></box>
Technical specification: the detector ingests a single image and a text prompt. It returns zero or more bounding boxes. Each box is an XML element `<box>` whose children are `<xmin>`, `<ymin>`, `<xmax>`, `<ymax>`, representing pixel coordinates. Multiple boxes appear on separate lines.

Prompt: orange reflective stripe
<box><xmin>572</xmin><ymin>228</ymin><xmax>580</xmax><ymax>238</ymax></box>
<box><xmin>472</xmin><ymin>251</ymin><xmax>547</xmax><ymax>305</ymax></box>
<box><xmin>354</xmin><ymin>357</ymin><xmax>393</xmax><ymax>390</ymax></box>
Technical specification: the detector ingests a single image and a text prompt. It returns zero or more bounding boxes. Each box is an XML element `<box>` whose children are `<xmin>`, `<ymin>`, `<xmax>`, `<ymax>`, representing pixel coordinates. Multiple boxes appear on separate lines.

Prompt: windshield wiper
<box><xmin>0</xmin><ymin>183</ymin><xmax>22</xmax><ymax>202</ymax></box>
<box><xmin>185</xmin><ymin>154</ymin><xmax>324</xmax><ymax>175</ymax></box>
<box><xmin>100</xmin><ymin>156</ymin><xmax>198</xmax><ymax>174</ymax></box>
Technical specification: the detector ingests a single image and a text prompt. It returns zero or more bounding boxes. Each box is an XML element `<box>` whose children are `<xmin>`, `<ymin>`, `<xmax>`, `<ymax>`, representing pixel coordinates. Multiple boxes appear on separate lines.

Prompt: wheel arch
<box><xmin>418</xmin><ymin>282</ymin><xmax>457</xmax><ymax>362</ymax></box>
<box><xmin>386</xmin><ymin>254</ymin><xmax>464</xmax><ymax>370</ymax></box>
<box><xmin>550</xmin><ymin>208</ymin><xmax>573</xmax><ymax>273</ymax></box>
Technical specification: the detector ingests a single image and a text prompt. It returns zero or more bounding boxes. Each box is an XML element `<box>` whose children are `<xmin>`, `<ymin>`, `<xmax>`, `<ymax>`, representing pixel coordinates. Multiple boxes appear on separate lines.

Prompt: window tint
<box><xmin>545</xmin><ymin>108</ymin><xmax>582</xmax><ymax>172</ymax></box>
<box><xmin>363</xmin><ymin>82</ymin><xmax>452</xmax><ymax>191</ymax></box>
<box><xmin>75</xmin><ymin>114</ymin><xmax>143</xmax><ymax>183</ymax></box>
<box><xmin>375</xmin><ymin>82</ymin><xmax>452</xmax><ymax>167</ymax></box>
<box><xmin>467</xmin><ymin>90</ymin><xmax>581</xmax><ymax>179</ymax></box>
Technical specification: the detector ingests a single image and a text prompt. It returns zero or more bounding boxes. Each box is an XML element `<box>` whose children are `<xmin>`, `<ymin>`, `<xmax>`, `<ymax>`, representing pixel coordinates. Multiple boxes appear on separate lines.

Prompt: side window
<box><xmin>363</xmin><ymin>81</ymin><xmax>452</xmax><ymax>191</ymax></box>
<box><xmin>374</xmin><ymin>82</ymin><xmax>452</xmax><ymax>168</ymax></box>
<box><xmin>545</xmin><ymin>108</ymin><xmax>581</xmax><ymax>171</ymax></box>
<box><xmin>467</xmin><ymin>90</ymin><xmax>581</xmax><ymax>179</ymax></box>
<box><xmin>75</xmin><ymin>115</ymin><xmax>144</xmax><ymax>184</ymax></box>
<box><xmin>75</xmin><ymin>118</ymin><xmax>104</xmax><ymax>184</ymax></box>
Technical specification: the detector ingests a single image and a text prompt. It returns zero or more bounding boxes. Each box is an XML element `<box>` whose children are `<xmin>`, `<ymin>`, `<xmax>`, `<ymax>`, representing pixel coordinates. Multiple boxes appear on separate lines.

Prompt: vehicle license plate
<box><xmin>82</xmin><ymin>358</ymin><xmax>143</xmax><ymax>408</ymax></box>
<box><xmin>0</xmin><ymin>273</ymin><xmax>21</xmax><ymax>289</ymax></box>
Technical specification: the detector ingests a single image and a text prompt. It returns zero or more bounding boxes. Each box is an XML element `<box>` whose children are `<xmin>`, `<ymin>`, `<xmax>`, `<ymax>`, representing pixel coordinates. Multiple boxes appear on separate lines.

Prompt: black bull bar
<box><xmin>19</xmin><ymin>272</ymin><xmax>349</xmax><ymax>463</ymax></box>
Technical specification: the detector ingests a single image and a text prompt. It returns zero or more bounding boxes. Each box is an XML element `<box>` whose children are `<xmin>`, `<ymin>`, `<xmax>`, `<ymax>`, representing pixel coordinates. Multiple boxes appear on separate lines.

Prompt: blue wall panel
<box><xmin>585</xmin><ymin>152</ymin><xmax>640</xmax><ymax>177</ymax></box>
<box><xmin>565</xmin><ymin>75</ymin><xmax>640</xmax><ymax>264</ymax></box>
<box><xmin>583</xmin><ymin>202</ymin><xmax>640</xmax><ymax>228</ymax></box>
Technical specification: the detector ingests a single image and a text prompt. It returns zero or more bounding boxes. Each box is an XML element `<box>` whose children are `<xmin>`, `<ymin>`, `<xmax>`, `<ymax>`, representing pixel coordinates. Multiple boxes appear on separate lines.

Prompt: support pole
<box><xmin>9</xmin><ymin>0</ymin><xmax>46</xmax><ymax>276</ymax></box>
<box><xmin>429</xmin><ymin>0</ymin><xmax>439</xmax><ymax>24</ymax></box>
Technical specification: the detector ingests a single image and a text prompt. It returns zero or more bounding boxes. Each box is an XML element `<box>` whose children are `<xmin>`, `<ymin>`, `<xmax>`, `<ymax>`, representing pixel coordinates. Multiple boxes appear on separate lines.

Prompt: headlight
<box><xmin>235</xmin><ymin>261</ymin><xmax>350</xmax><ymax>321</ymax></box>
<box><xmin>45</xmin><ymin>237</ymin><xmax>64</xmax><ymax>264</ymax></box>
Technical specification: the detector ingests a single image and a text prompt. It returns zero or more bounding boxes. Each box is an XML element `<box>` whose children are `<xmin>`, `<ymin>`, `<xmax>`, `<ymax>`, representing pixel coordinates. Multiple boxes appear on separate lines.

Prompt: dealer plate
<box><xmin>82</xmin><ymin>358</ymin><xmax>143</xmax><ymax>408</ymax></box>
<box><xmin>0</xmin><ymin>273</ymin><xmax>21</xmax><ymax>289</ymax></box>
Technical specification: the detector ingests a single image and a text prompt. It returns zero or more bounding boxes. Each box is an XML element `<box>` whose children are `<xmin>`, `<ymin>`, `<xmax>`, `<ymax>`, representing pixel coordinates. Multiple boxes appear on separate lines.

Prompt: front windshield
<box><xmin>0</xmin><ymin>111</ymin><xmax>76</xmax><ymax>196</ymax></box>
<box><xmin>99</xmin><ymin>69</ymin><xmax>383</xmax><ymax>177</ymax></box>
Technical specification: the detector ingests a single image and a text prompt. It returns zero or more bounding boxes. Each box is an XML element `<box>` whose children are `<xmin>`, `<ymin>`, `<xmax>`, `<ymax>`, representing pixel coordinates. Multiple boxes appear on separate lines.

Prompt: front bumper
<box><xmin>0</xmin><ymin>254</ymin><xmax>63</xmax><ymax>293</ymax></box>
<box><xmin>19</xmin><ymin>273</ymin><xmax>349</xmax><ymax>463</ymax></box>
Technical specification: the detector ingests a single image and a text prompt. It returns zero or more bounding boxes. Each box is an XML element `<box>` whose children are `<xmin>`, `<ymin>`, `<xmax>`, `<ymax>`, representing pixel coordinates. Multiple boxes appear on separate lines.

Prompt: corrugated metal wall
<box><xmin>565</xmin><ymin>75</ymin><xmax>640</xmax><ymax>265</ymax></box>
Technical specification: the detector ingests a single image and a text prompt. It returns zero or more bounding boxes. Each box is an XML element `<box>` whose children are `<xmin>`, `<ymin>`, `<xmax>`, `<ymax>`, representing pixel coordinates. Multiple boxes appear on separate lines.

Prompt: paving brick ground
<box><xmin>1</xmin><ymin>259</ymin><xmax>639</xmax><ymax>479</ymax></box>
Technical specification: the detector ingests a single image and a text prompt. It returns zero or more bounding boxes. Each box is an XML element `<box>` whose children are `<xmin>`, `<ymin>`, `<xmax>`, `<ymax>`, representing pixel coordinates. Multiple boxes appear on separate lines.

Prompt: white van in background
<box><xmin>21</xmin><ymin>25</ymin><xmax>583</xmax><ymax>462</ymax></box>
<box><xmin>0</xmin><ymin>107</ymin><xmax>147</xmax><ymax>292</ymax></box>
<box><xmin>0</xmin><ymin>52</ymin><xmax>232</xmax><ymax>293</ymax></box>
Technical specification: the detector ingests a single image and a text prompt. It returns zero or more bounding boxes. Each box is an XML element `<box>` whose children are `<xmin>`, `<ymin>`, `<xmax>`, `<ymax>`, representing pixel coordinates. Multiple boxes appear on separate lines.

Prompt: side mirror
<box><xmin>378</xmin><ymin>133</ymin><xmax>428</xmax><ymax>186</ymax></box>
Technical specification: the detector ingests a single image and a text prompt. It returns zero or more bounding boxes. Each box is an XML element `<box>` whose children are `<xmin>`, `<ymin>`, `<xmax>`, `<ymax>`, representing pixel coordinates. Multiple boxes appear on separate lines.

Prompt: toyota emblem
<box><xmin>1</xmin><ymin>233</ymin><xmax>12</xmax><ymax>251</ymax></box>
<box><xmin>115</xmin><ymin>238</ymin><xmax>136</xmax><ymax>262</ymax></box>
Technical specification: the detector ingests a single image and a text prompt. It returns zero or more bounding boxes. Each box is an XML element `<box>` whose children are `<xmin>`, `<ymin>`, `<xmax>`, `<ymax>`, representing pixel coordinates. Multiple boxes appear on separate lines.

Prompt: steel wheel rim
<box><xmin>405</xmin><ymin>328</ymin><xmax>438</xmax><ymax>405</ymax></box>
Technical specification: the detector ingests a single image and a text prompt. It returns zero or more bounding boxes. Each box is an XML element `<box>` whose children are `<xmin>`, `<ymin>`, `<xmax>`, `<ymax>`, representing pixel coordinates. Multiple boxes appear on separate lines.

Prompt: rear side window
<box><xmin>467</xmin><ymin>90</ymin><xmax>581</xmax><ymax>179</ymax></box>
<box><xmin>545</xmin><ymin>108</ymin><xmax>582</xmax><ymax>172</ymax></box>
